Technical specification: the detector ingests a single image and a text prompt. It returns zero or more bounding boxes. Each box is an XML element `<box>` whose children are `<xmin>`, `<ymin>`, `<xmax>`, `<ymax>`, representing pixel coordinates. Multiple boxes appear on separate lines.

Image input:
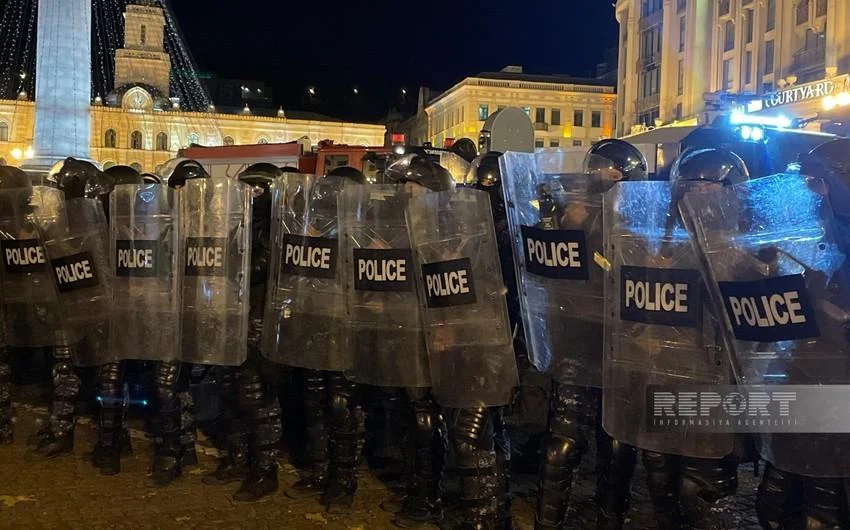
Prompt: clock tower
<box><xmin>114</xmin><ymin>1</ymin><xmax>171</xmax><ymax>96</ymax></box>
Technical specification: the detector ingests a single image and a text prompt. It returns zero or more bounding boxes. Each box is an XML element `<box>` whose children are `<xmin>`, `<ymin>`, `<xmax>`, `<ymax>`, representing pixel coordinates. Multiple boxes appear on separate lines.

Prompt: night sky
<box><xmin>169</xmin><ymin>0</ymin><xmax>619</xmax><ymax>122</ymax></box>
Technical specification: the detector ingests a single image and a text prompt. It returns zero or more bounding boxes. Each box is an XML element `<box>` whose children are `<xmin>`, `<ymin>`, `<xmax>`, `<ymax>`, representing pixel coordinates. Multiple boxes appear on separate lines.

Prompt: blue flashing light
<box><xmin>141</xmin><ymin>400</ymin><xmax>149</xmax><ymax>407</ymax></box>
<box><xmin>739</xmin><ymin>125</ymin><xmax>765</xmax><ymax>142</ymax></box>
<box><xmin>730</xmin><ymin>111</ymin><xmax>792</xmax><ymax>129</ymax></box>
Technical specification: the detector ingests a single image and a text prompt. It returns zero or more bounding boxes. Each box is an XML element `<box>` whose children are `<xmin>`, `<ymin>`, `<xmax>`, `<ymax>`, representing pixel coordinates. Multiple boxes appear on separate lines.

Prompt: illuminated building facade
<box><xmin>616</xmin><ymin>0</ymin><xmax>850</xmax><ymax>136</ymax></box>
<box><xmin>0</xmin><ymin>2</ymin><xmax>384</xmax><ymax>172</ymax></box>
<box><xmin>400</xmin><ymin>66</ymin><xmax>616</xmax><ymax>150</ymax></box>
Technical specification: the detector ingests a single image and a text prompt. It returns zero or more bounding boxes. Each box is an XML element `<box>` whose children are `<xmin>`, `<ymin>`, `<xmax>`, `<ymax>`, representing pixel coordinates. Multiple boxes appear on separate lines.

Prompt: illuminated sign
<box><xmin>764</xmin><ymin>75</ymin><xmax>850</xmax><ymax>109</ymax></box>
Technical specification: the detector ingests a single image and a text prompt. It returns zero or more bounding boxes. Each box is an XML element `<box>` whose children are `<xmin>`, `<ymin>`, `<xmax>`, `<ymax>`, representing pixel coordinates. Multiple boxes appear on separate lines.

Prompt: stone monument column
<box><xmin>23</xmin><ymin>0</ymin><xmax>92</xmax><ymax>174</ymax></box>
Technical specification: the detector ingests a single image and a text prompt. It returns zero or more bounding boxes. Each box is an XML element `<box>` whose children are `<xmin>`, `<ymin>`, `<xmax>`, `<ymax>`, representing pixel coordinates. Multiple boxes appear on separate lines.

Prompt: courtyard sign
<box><xmin>764</xmin><ymin>75</ymin><xmax>850</xmax><ymax>109</ymax></box>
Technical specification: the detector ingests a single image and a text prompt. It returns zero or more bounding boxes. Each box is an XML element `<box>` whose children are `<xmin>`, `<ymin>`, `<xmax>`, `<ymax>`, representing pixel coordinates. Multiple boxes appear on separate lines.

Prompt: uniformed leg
<box><xmin>755</xmin><ymin>463</ymin><xmax>803</xmax><ymax>530</ymax></box>
<box><xmin>93</xmin><ymin>361</ymin><xmax>127</xmax><ymax>474</ymax></box>
<box><xmin>324</xmin><ymin>371</ymin><xmax>364</xmax><ymax>513</ymax></box>
<box><xmin>178</xmin><ymin>384</ymin><xmax>198</xmax><ymax>467</ymax></box>
<box><xmin>32</xmin><ymin>345</ymin><xmax>79</xmax><ymax>458</ymax></box>
<box><xmin>286</xmin><ymin>368</ymin><xmax>330</xmax><ymax>498</ymax></box>
<box><xmin>203</xmin><ymin>367</ymin><xmax>249</xmax><ymax>486</ymax></box>
<box><xmin>393</xmin><ymin>388</ymin><xmax>445</xmax><ymax>527</ymax></box>
<box><xmin>150</xmin><ymin>360</ymin><xmax>184</xmax><ymax>487</ymax></box>
<box><xmin>680</xmin><ymin>455</ymin><xmax>738</xmax><ymax>530</ymax></box>
<box><xmin>233</xmin><ymin>357</ymin><xmax>281</xmax><ymax>502</ymax></box>
<box><xmin>535</xmin><ymin>383</ymin><xmax>595</xmax><ymax>530</ymax></box>
<box><xmin>595</xmin><ymin>430</ymin><xmax>637</xmax><ymax>530</ymax></box>
<box><xmin>642</xmin><ymin>451</ymin><xmax>682</xmax><ymax>530</ymax></box>
<box><xmin>379</xmin><ymin>388</ymin><xmax>413</xmax><ymax>514</ymax></box>
<box><xmin>801</xmin><ymin>477</ymin><xmax>849</xmax><ymax>530</ymax></box>
<box><xmin>493</xmin><ymin>407</ymin><xmax>513</xmax><ymax>530</ymax></box>
<box><xmin>0</xmin><ymin>345</ymin><xmax>12</xmax><ymax>444</ymax></box>
<box><xmin>450</xmin><ymin>406</ymin><xmax>501</xmax><ymax>530</ymax></box>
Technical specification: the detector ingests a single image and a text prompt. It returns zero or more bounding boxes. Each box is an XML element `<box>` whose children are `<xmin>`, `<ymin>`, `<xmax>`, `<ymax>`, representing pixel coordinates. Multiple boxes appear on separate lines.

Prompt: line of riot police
<box><xmin>3</xmin><ymin>117</ymin><xmax>850</xmax><ymax>529</ymax></box>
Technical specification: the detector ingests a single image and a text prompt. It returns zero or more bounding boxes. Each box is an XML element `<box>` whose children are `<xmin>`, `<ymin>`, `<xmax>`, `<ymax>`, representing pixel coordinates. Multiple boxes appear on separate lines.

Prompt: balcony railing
<box><xmin>637</xmin><ymin>93</ymin><xmax>661</xmax><ymax>113</ymax></box>
<box><xmin>534</xmin><ymin>122</ymin><xmax>549</xmax><ymax>131</ymax></box>
<box><xmin>793</xmin><ymin>46</ymin><xmax>826</xmax><ymax>72</ymax></box>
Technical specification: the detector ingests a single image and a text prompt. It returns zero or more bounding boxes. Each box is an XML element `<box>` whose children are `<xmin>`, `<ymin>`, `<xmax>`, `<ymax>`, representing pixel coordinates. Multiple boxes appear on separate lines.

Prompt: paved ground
<box><xmin>0</xmin><ymin>390</ymin><xmax>765</xmax><ymax>530</ymax></box>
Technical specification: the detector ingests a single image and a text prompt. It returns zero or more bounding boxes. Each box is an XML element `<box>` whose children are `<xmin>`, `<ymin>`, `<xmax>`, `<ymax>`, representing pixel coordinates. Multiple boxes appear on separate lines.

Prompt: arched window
<box><xmin>130</xmin><ymin>162</ymin><xmax>143</xmax><ymax>172</ymax></box>
<box><xmin>187</xmin><ymin>132</ymin><xmax>200</xmax><ymax>146</ymax></box>
<box><xmin>102</xmin><ymin>161</ymin><xmax>116</xmax><ymax>170</ymax></box>
<box><xmin>0</xmin><ymin>122</ymin><xmax>8</xmax><ymax>142</ymax></box>
<box><xmin>140</xmin><ymin>25</ymin><xmax>147</xmax><ymax>45</ymax></box>
<box><xmin>104</xmin><ymin>129</ymin><xmax>117</xmax><ymax>148</ymax></box>
<box><xmin>223</xmin><ymin>136</ymin><xmax>235</xmax><ymax>146</ymax></box>
<box><xmin>156</xmin><ymin>132</ymin><xmax>168</xmax><ymax>151</ymax></box>
<box><xmin>257</xmin><ymin>137</ymin><xmax>269</xmax><ymax>145</ymax></box>
<box><xmin>130</xmin><ymin>131</ymin><xmax>143</xmax><ymax>150</ymax></box>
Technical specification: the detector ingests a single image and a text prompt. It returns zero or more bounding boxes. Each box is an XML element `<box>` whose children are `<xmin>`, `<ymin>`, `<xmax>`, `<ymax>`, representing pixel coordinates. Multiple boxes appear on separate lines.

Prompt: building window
<box><xmin>796</xmin><ymin>0</ymin><xmax>809</xmax><ymax>25</ymax></box>
<box><xmin>223</xmin><ymin>136</ymin><xmax>235</xmax><ymax>146</ymax></box>
<box><xmin>816</xmin><ymin>0</ymin><xmax>827</xmax><ymax>17</ymax></box>
<box><xmin>521</xmin><ymin>106</ymin><xmax>531</xmax><ymax>117</ymax></box>
<box><xmin>257</xmin><ymin>137</ymin><xmax>269</xmax><ymax>145</ymax></box>
<box><xmin>641</xmin><ymin>67</ymin><xmax>661</xmax><ymax>98</ymax></box>
<box><xmin>766</xmin><ymin>0</ymin><xmax>776</xmax><ymax>31</ymax></box>
<box><xmin>102</xmin><ymin>161</ymin><xmax>115</xmax><ymax>170</ymax></box>
<box><xmin>762</xmin><ymin>81</ymin><xmax>773</xmax><ymax>94</ymax></box>
<box><xmin>641</xmin><ymin>0</ymin><xmax>662</xmax><ymax>18</ymax></box>
<box><xmin>572</xmin><ymin>140</ymin><xmax>583</xmax><ymax>147</ymax></box>
<box><xmin>722</xmin><ymin>59</ymin><xmax>733</xmax><ymax>90</ymax></box>
<box><xmin>679</xmin><ymin>17</ymin><xmax>686</xmax><ymax>53</ymax></box>
<box><xmin>724</xmin><ymin>20</ymin><xmax>735</xmax><ymax>52</ymax></box>
<box><xmin>744</xmin><ymin>50</ymin><xmax>753</xmax><ymax>85</ymax></box>
<box><xmin>551</xmin><ymin>108</ymin><xmax>561</xmax><ymax>126</ymax></box>
<box><xmin>591</xmin><ymin>111</ymin><xmax>602</xmax><ymax>128</ymax></box>
<box><xmin>187</xmin><ymin>132</ymin><xmax>200</xmax><ymax>146</ymax></box>
<box><xmin>573</xmin><ymin>110</ymin><xmax>584</xmax><ymax>127</ymax></box>
<box><xmin>534</xmin><ymin>138</ymin><xmax>544</xmax><ymax>149</ymax></box>
<box><xmin>0</xmin><ymin>122</ymin><xmax>7</xmax><ymax>142</ymax></box>
<box><xmin>678</xmin><ymin>60</ymin><xmax>685</xmax><ymax>95</ymax></box>
<box><xmin>719</xmin><ymin>0</ymin><xmax>730</xmax><ymax>17</ymax></box>
<box><xmin>130</xmin><ymin>162</ymin><xmax>143</xmax><ymax>172</ymax></box>
<box><xmin>326</xmin><ymin>155</ymin><xmax>349</xmax><ymax>169</ymax></box>
<box><xmin>156</xmin><ymin>132</ymin><xmax>168</xmax><ymax>151</ymax></box>
<box><xmin>745</xmin><ymin>10</ymin><xmax>754</xmax><ymax>44</ymax></box>
<box><xmin>496</xmin><ymin>105</ymin><xmax>506</xmax><ymax>112</ymax></box>
<box><xmin>104</xmin><ymin>129</ymin><xmax>116</xmax><ymax>148</ymax></box>
<box><xmin>478</xmin><ymin>104</ymin><xmax>489</xmax><ymax>121</ymax></box>
<box><xmin>764</xmin><ymin>40</ymin><xmax>775</xmax><ymax>75</ymax></box>
<box><xmin>535</xmin><ymin>107</ymin><xmax>545</xmax><ymax>124</ymax></box>
<box><xmin>677</xmin><ymin>0</ymin><xmax>686</xmax><ymax>13</ymax></box>
<box><xmin>549</xmin><ymin>139</ymin><xmax>560</xmax><ymax>148</ymax></box>
<box><xmin>140</xmin><ymin>25</ymin><xmax>147</xmax><ymax>46</ymax></box>
<box><xmin>675</xmin><ymin>103</ymin><xmax>683</xmax><ymax>120</ymax></box>
<box><xmin>130</xmin><ymin>131</ymin><xmax>143</xmax><ymax>150</ymax></box>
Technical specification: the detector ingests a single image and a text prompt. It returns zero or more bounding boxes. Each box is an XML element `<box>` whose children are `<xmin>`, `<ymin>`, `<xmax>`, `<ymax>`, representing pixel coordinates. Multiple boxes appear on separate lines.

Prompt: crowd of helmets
<box><xmin>1</xmin><ymin>132</ymin><xmax>850</xmax><ymax>530</ymax></box>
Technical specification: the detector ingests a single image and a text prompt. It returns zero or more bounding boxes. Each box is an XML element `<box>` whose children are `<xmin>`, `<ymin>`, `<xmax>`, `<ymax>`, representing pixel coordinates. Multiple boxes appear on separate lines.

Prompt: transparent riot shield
<box><xmin>407</xmin><ymin>188</ymin><xmax>518</xmax><ymax>408</ymax></box>
<box><xmin>180</xmin><ymin>178</ymin><xmax>251</xmax><ymax>366</ymax></box>
<box><xmin>435</xmin><ymin>152</ymin><xmax>471</xmax><ymax>184</ymax></box>
<box><xmin>501</xmin><ymin>151</ymin><xmax>612</xmax><ymax>388</ymax></box>
<box><xmin>261</xmin><ymin>174</ymin><xmax>348</xmax><ymax>371</ymax></box>
<box><xmin>340</xmin><ymin>182</ymin><xmax>430</xmax><ymax>388</ymax></box>
<box><xmin>681</xmin><ymin>173</ymin><xmax>850</xmax><ymax>477</ymax></box>
<box><xmin>0</xmin><ymin>187</ymin><xmax>69</xmax><ymax>347</ymax></box>
<box><xmin>109</xmin><ymin>184</ymin><xmax>181</xmax><ymax>362</ymax></box>
<box><xmin>41</xmin><ymin>197</ymin><xmax>113</xmax><ymax>367</ymax></box>
<box><xmin>602</xmin><ymin>181</ymin><xmax>732</xmax><ymax>458</ymax></box>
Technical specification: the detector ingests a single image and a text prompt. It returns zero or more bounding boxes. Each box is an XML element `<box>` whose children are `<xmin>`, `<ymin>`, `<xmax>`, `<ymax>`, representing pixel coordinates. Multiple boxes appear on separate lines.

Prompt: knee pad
<box><xmin>680</xmin><ymin>455</ymin><xmax>738</xmax><ymax>503</ymax></box>
<box><xmin>449</xmin><ymin>407</ymin><xmax>493</xmax><ymax>452</ymax></box>
<box><xmin>802</xmin><ymin>477</ymin><xmax>848</xmax><ymax>529</ymax></box>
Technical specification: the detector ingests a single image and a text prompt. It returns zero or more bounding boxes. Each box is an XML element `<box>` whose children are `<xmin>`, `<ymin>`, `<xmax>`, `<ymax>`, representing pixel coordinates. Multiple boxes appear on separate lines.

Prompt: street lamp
<box><xmin>308</xmin><ymin>87</ymin><xmax>316</xmax><ymax>96</ymax></box>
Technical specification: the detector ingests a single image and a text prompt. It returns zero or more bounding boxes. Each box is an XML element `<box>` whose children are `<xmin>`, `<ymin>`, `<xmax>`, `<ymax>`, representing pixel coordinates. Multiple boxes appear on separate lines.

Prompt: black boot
<box><xmin>203</xmin><ymin>430</ymin><xmax>248</xmax><ymax>486</ymax></box>
<box><xmin>393</xmin><ymin>394</ymin><xmax>445</xmax><ymax>528</ymax></box>
<box><xmin>0</xmin><ymin>346</ymin><xmax>12</xmax><ymax>445</ymax></box>
<box><xmin>324</xmin><ymin>374</ymin><xmax>364</xmax><ymax>514</ymax></box>
<box><xmin>178</xmin><ymin>388</ymin><xmax>198</xmax><ymax>467</ymax></box>
<box><xmin>233</xmin><ymin>382</ymin><xmax>282</xmax><ymax>502</ymax></box>
<box><xmin>595</xmin><ymin>433</ymin><xmax>637</xmax><ymax>530</ymax></box>
<box><xmin>30</xmin><ymin>346</ymin><xmax>79</xmax><ymax>460</ymax></box>
<box><xmin>93</xmin><ymin>362</ymin><xmax>125</xmax><ymax>475</ymax></box>
<box><xmin>149</xmin><ymin>361</ymin><xmax>184</xmax><ymax>487</ymax></box>
<box><xmin>756</xmin><ymin>463</ymin><xmax>803</xmax><ymax>530</ymax></box>
<box><xmin>286</xmin><ymin>369</ymin><xmax>329</xmax><ymax>499</ymax></box>
<box><xmin>642</xmin><ymin>451</ymin><xmax>682</xmax><ymax>530</ymax></box>
<box><xmin>679</xmin><ymin>456</ymin><xmax>738</xmax><ymax>530</ymax></box>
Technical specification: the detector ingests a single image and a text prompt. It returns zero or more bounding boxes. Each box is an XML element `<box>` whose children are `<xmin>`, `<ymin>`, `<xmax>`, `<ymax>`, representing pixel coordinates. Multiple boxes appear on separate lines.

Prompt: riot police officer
<box><xmin>202</xmin><ymin>162</ymin><xmax>283</xmax><ymax>501</ymax></box>
<box><xmin>637</xmin><ymin>147</ymin><xmax>748</xmax><ymax>529</ymax></box>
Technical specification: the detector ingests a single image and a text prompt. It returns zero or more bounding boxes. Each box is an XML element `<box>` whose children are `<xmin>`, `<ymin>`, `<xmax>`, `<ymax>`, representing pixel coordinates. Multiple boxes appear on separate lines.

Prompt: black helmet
<box><xmin>327</xmin><ymin>165</ymin><xmax>367</xmax><ymax>185</ymax></box>
<box><xmin>670</xmin><ymin>147</ymin><xmax>749</xmax><ymax>186</ymax></box>
<box><xmin>165</xmin><ymin>159</ymin><xmax>209</xmax><ymax>189</ymax></box>
<box><xmin>104</xmin><ymin>165</ymin><xmax>143</xmax><ymax>187</ymax></box>
<box><xmin>451</xmin><ymin>138</ymin><xmax>478</xmax><ymax>163</ymax></box>
<box><xmin>141</xmin><ymin>173</ymin><xmax>162</xmax><ymax>184</ymax></box>
<box><xmin>385</xmin><ymin>154</ymin><xmax>454</xmax><ymax>192</ymax></box>
<box><xmin>0</xmin><ymin>165</ymin><xmax>31</xmax><ymax>191</ymax></box>
<box><xmin>239</xmin><ymin>163</ymin><xmax>282</xmax><ymax>191</ymax></box>
<box><xmin>279</xmin><ymin>166</ymin><xmax>301</xmax><ymax>173</ymax></box>
<box><xmin>583</xmin><ymin>139</ymin><xmax>648</xmax><ymax>182</ymax></box>
<box><xmin>468</xmin><ymin>151</ymin><xmax>505</xmax><ymax>219</ymax></box>
<box><xmin>800</xmin><ymin>138</ymin><xmax>850</xmax><ymax>219</ymax></box>
<box><xmin>46</xmin><ymin>157</ymin><xmax>111</xmax><ymax>200</ymax></box>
